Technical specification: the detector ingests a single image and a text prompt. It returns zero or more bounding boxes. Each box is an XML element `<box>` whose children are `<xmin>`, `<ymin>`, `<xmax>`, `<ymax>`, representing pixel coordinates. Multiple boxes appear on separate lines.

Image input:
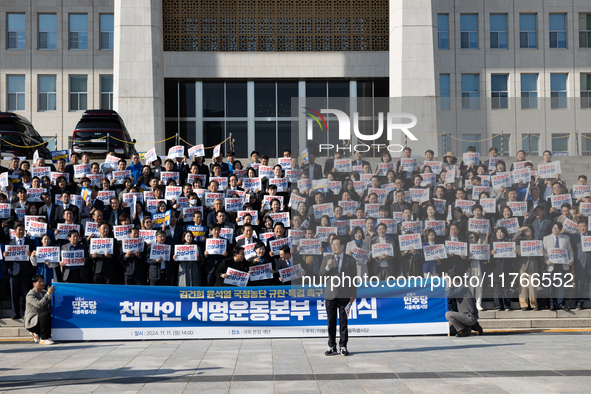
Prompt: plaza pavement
<box><xmin>1</xmin><ymin>333</ymin><xmax>591</xmax><ymax>393</ymax></box>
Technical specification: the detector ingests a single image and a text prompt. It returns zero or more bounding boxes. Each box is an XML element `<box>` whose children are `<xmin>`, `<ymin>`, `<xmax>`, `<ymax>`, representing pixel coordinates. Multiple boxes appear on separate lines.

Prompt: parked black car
<box><xmin>0</xmin><ymin>112</ymin><xmax>51</xmax><ymax>159</ymax></box>
<box><xmin>70</xmin><ymin>110</ymin><xmax>137</xmax><ymax>159</ymax></box>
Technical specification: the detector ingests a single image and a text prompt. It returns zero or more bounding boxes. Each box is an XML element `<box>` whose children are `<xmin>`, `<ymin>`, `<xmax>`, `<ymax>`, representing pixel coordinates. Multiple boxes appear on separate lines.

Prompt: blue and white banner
<box><xmin>51</xmin><ymin>283</ymin><xmax>448</xmax><ymax>341</ymax></box>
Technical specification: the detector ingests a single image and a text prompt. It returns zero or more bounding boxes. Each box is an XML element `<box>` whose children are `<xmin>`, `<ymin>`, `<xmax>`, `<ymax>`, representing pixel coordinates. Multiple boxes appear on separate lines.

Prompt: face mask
<box><xmin>190</xmin><ymin>199</ymin><xmax>197</xmax><ymax>206</ymax></box>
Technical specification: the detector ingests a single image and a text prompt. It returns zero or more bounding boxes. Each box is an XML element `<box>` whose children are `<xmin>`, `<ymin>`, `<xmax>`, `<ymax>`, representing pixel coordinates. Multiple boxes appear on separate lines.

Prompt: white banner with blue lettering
<box><xmin>51</xmin><ymin>283</ymin><xmax>448</xmax><ymax>340</ymax></box>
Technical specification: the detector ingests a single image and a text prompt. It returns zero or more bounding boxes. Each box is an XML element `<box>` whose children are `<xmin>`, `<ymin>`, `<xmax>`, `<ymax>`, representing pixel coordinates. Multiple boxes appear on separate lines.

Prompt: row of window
<box><xmin>439</xmin><ymin>72</ymin><xmax>591</xmax><ymax>110</ymax></box>
<box><xmin>6</xmin><ymin>13</ymin><xmax>113</xmax><ymax>50</ymax></box>
<box><xmin>4</xmin><ymin>75</ymin><xmax>113</xmax><ymax>112</ymax></box>
<box><xmin>439</xmin><ymin>132</ymin><xmax>583</xmax><ymax>157</ymax></box>
<box><xmin>437</xmin><ymin>13</ymin><xmax>591</xmax><ymax>50</ymax></box>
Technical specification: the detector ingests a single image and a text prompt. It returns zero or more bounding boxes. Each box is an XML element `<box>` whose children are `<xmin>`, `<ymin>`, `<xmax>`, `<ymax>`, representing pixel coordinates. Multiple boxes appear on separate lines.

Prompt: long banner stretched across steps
<box><xmin>51</xmin><ymin>283</ymin><xmax>448</xmax><ymax>341</ymax></box>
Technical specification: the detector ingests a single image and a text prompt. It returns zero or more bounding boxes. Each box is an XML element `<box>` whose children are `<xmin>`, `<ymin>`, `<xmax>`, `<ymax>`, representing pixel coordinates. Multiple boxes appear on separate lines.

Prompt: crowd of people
<box><xmin>1</xmin><ymin>144</ymin><xmax>591</xmax><ymax>333</ymax></box>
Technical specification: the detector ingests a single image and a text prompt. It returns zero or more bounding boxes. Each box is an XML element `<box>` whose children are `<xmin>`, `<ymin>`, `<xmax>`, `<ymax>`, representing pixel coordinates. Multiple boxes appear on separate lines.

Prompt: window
<box><xmin>522</xmin><ymin>133</ymin><xmax>540</xmax><ymax>156</ymax></box>
<box><xmin>490</xmin><ymin>14</ymin><xmax>508</xmax><ymax>49</ymax></box>
<box><xmin>38</xmin><ymin>75</ymin><xmax>57</xmax><ymax>111</ymax></box>
<box><xmin>100</xmin><ymin>75</ymin><xmax>113</xmax><ymax>109</ymax></box>
<box><xmin>581</xmin><ymin>73</ymin><xmax>591</xmax><ymax>109</ymax></box>
<box><xmin>462</xmin><ymin>135</ymin><xmax>481</xmax><ymax>153</ymax></box>
<box><xmin>7</xmin><ymin>14</ymin><xmax>26</xmax><ymax>49</ymax></box>
<box><xmin>521</xmin><ymin>74</ymin><xmax>538</xmax><ymax>109</ymax></box>
<box><xmin>7</xmin><ymin>75</ymin><xmax>25</xmax><ymax>111</ymax></box>
<box><xmin>70</xmin><ymin>76</ymin><xmax>88</xmax><ymax>111</ymax></box>
<box><xmin>42</xmin><ymin>137</ymin><xmax>57</xmax><ymax>151</ymax></box>
<box><xmin>491</xmin><ymin>74</ymin><xmax>508</xmax><ymax>109</ymax></box>
<box><xmin>519</xmin><ymin>14</ymin><xmax>537</xmax><ymax>48</ymax></box>
<box><xmin>551</xmin><ymin>133</ymin><xmax>569</xmax><ymax>154</ymax></box>
<box><xmin>550</xmin><ymin>73</ymin><xmax>568</xmax><ymax>109</ymax></box>
<box><xmin>437</xmin><ymin>14</ymin><xmax>449</xmax><ymax>49</ymax></box>
<box><xmin>461</xmin><ymin>74</ymin><xmax>479</xmax><ymax>110</ymax></box>
<box><xmin>439</xmin><ymin>74</ymin><xmax>450</xmax><ymax>110</ymax></box>
<box><xmin>582</xmin><ymin>134</ymin><xmax>591</xmax><ymax>156</ymax></box>
<box><xmin>100</xmin><ymin>14</ymin><xmax>114</xmax><ymax>50</ymax></box>
<box><xmin>549</xmin><ymin>14</ymin><xmax>567</xmax><ymax>48</ymax></box>
<box><xmin>460</xmin><ymin>14</ymin><xmax>478</xmax><ymax>49</ymax></box>
<box><xmin>69</xmin><ymin>14</ymin><xmax>88</xmax><ymax>50</ymax></box>
<box><xmin>492</xmin><ymin>134</ymin><xmax>510</xmax><ymax>156</ymax></box>
<box><xmin>38</xmin><ymin>14</ymin><xmax>57</xmax><ymax>50</ymax></box>
<box><xmin>580</xmin><ymin>14</ymin><xmax>591</xmax><ymax>48</ymax></box>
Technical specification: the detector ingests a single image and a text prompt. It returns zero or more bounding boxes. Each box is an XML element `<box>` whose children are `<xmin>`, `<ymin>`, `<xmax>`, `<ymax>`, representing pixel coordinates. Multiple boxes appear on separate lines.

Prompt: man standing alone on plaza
<box><xmin>319</xmin><ymin>236</ymin><xmax>357</xmax><ymax>356</ymax></box>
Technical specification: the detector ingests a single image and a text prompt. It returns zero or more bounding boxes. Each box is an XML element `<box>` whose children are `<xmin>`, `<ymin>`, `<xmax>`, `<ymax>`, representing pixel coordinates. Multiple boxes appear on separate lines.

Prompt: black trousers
<box><xmin>64</xmin><ymin>269</ymin><xmax>84</xmax><ymax>284</ymax></box>
<box><xmin>326</xmin><ymin>298</ymin><xmax>349</xmax><ymax>349</ymax></box>
<box><xmin>93</xmin><ymin>273</ymin><xmax>114</xmax><ymax>284</ymax></box>
<box><xmin>9</xmin><ymin>274</ymin><xmax>31</xmax><ymax>316</ymax></box>
<box><xmin>124</xmin><ymin>275</ymin><xmax>144</xmax><ymax>285</ymax></box>
<box><xmin>27</xmin><ymin>310</ymin><xmax>51</xmax><ymax>340</ymax></box>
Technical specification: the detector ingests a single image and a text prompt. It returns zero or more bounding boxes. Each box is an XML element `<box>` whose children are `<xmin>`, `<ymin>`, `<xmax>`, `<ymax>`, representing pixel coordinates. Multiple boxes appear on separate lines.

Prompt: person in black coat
<box><xmin>301</xmin><ymin>154</ymin><xmax>323</xmax><ymax>180</ymax></box>
<box><xmin>215</xmin><ymin>246</ymin><xmax>247</xmax><ymax>286</ymax></box>
<box><xmin>204</xmin><ymin>224</ymin><xmax>229</xmax><ymax>286</ymax></box>
<box><xmin>318</xmin><ymin>235</ymin><xmax>357</xmax><ymax>355</ymax></box>
<box><xmin>103</xmin><ymin>197</ymin><xmax>129</xmax><ymax>227</ymax></box>
<box><xmin>54</xmin><ymin>191</ymin><xmax>80</xmax><ymax>224</ymax></box>
<box><xmin>570</xmin><ymin>219</ymin><xmax>591</xmax><ymax>309</ymax></box>
<box><xmin>59</xmin><ymin>230</ymin><xmax>88</xmax><ymax>284</ymax></box>
<box><xmin>80</xmin><ymin>186</ymin><xmax>105</xmax><ymax>220</ymax></box>
<box><xmin>4</xmin><ymin>222</ymin><xmax>35</xmax><ymax>318</ymax></box>
<box><xmin>38</xmin><ymin>192</ymin><xmax>60</xmax><ymax>230</ymax></box>
<box><xmin>489</xmin><ymin>226</ymin><xmax>512</xmax><ymax>311</ymax></box>
<box><xmin>119</xmin><ymin>227</ymin><xmax>147</xmax><ymax>285</ymax></box>
<box><xmin>246</xmin><ymin>242</ymin><xmax>276</xmax><ymax>286</ymax></box>
<box><xmin>443</xmin><ymin>222</ymin><xmax>468</xmax><ymax>277</ymax></box>
<box><xmin>89</xmin><ymin>222</ymin><xmax>119</xmax><ymax>284</ymax></box>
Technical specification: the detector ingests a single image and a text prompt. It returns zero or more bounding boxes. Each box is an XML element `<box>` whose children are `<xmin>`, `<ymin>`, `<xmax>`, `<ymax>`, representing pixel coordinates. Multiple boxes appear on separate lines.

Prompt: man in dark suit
<box><xmin>301</xmin><ymin>152</ymin><xmax>323</xmax><ymax>180</ymax></box>
<box><xmin>571</xmin><ymin>219</ymin><xmax>591</xmax><ymax>309</ymax></box>
<box><xmin>526</xmin><ymin>186</ymin><xmax>546</xmax><ymax>214</ymax></box>
<box><xmin>8</xmin><ymin>187</ymin><xmax>28</xmax><ymax>226</ymax></box>
<box><xmin>80</xmin><ymin>186</ymin><xmax>105</xmax><ymax>220</ymax></box>
<box><xmin>119</xmin><ymin>227</ymin><xmax>147</xmax><ymax>285</ymax></box>
<box><xmin>323</xmin><ymin>152</ymin><xmax>342</xmax><ymax>177</ymax></box>
<box><xmin>5</xmin><ymin>223</ymin><xmax>35</xmax><ymax>319</ymax></box>
<box><xmin>54</xmin><ymin>191</ymin><xmax>80</xmax><ymax>224</ymax></box>
<box><xmin>89</xmin><ymin>222</ymin><xmax>119</xmax><ymax>284</ymax></box>
<box><xmin>525</xmin><ymin>205</ymin><xmax>553</xmax><ymax>240</ymax></box>
<box><xmin>38</xmin><ymin>192</ymin><xmax>60</xmax><ymax>230</ymax></box>
<box><xmin>352</xmin><ymin>151</ymin><xmax>371</xmax><ymax>172</ymax></box>
<box><xmin>319</xmin><ymin>236</ymin><xmax>357</xmax><ymax>356</ymax></box>
<box><xmin>103</xmin><ymin>197</ymin><xmax>128</xmax><ymax>227</ymax></box>
<box><xmin>235</xmin><ymin>224</ymin><xmax>259</xmax><ymax>247</ymax></box>
<box><xmin>59</xmin><ymin>230</ymin><xmax>88</xmax><ymax>284</ymax></box>
<box><xmin>569</xmin><ymin>219</ymin><xmax>591</xmax><ymax>310</ymax></box>
<box><xmin>275</xmin><ymin>245</ymin><xmax>297</xmax><ymax>285</ymax></box>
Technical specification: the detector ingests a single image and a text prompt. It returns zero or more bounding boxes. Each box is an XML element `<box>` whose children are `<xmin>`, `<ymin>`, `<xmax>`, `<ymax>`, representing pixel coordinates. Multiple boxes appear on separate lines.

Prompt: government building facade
<box><xmin>1</xmin><ymin>0</ymin><xmax>591</xmax><ymax>158</ymax></box>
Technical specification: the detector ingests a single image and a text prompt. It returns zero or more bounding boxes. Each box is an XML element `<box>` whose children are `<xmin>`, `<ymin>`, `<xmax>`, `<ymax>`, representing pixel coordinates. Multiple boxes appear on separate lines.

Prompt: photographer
<box><xmin>25</xmin><ymin>274</ymin><xmax>55</xmax><ymax>345</ymax></box>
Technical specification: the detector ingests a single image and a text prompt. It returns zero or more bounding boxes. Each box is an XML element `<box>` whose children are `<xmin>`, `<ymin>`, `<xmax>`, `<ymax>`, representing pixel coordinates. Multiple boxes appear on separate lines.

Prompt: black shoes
<box><xmin>456</xmin><ymin>330</ymin><xmax>470</xmax><ymax>337</ymax></box>
<box><xmin>472</xmin><ymin>323</ymin><xmax>484</xmax><ymax>336</ymax></box>
<box><xmin>325</xmin><ymin>347</ymin><xmax>338</xmax><ymax>356</ymax></box>
<box><xmin>521</xmin><ymin>307</ymin><xmax>528</xmax><ymax>311</ymax></box>
<box><xmin>550</xmin><ymin>305</ymin><xmax>556</xmax><ymax>311</ymax></box>
<box><xmin>559</xmin><ymin>305</ymin><xmax>568</xmax><ymax>311</ymax></box>
<box><xmin>324</xmin><ymin>347</ymin><xmax>349</xmax><ymax>356</ymax></box>
<box><xmin>576</xmin><ymin>305</ymin><xmax>583</xmax><ymax>310</ymax></box>
<box><xmin>11</xmin><ymin>315</ymin><xmax>21</xmax><ymax>320</ymax></box>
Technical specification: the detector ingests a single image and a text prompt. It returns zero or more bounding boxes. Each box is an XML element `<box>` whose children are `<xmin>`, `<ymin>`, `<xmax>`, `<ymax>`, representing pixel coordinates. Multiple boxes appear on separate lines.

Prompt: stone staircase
<box><xmin>478</xmin><ymin>300</ymin><xmax>591</xmax><ymax>331</ymax></box>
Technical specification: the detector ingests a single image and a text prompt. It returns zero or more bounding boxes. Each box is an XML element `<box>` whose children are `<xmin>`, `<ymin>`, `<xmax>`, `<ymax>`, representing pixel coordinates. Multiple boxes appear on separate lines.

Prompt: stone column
<box><xmin>113</xmin><ymin>0</ymin><xmax>165</xmax><ymax>149</ymax></box>
<box><xmin>389</xmin><ymin>0</ymin><xmax>441</xmax><ymax>155</ymax></box>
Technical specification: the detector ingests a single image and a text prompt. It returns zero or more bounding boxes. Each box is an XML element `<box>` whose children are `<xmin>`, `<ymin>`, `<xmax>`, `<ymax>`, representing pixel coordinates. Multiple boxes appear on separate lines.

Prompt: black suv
<box><xmin>71</xmin><ymin>110</ymin><xmax>137</xmax><ymax>159</ymax></box>
<box><xmin>0</xmin><ymin>112</ymin><xmax>51</xmax><ymax>159</ymax></box>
